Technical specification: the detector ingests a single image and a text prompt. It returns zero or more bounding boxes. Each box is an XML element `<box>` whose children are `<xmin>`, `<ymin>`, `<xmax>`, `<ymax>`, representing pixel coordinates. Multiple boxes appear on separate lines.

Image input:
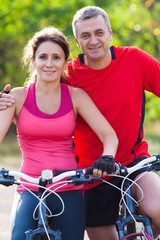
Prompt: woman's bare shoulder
<box><xmin>10</xmin><ymin>87</ymin><xmax>24</xmax><ymax>95</ymax></box>
<box><xmin>10</xmin><ymin>87</ymin><xmax>25</xmax><ymax>110</ymax></box>
<box><xmin>72</xmin><ymin>87</ymin><xmax>88</xmax><ymax>97</ymax></box>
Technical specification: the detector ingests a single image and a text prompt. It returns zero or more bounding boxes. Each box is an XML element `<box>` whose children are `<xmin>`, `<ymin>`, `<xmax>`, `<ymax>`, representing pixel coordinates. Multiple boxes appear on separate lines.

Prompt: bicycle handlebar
<box><xmin>114</xmin><ymin>155</ymin><xmax>160</xmax><ymax>176</ymax></box>
<box><xmin>1</xmin><ymin>154</ymin><xmax>160</xmax><ymax>187</ymax></box>
<box><xmin>0</xmin><ymin>168</ymin><xmax>100</xmax><ymax>187</ymax></box>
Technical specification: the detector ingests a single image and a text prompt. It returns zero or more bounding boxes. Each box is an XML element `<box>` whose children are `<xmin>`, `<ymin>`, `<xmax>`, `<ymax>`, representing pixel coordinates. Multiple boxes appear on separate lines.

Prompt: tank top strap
<box><xmin>67</xmin><ymin>85</ymin><xmax>73</xmax><ymax>96</ymax></box>
<box><xmin>23</xmin><ymin>85</ymin><xmax>30</xmax><ymax>101</ymax></box>
<box><xmin>23</xmin><ymin>82</ymin><xmax>73</xmax><ymax>118</ymax></box>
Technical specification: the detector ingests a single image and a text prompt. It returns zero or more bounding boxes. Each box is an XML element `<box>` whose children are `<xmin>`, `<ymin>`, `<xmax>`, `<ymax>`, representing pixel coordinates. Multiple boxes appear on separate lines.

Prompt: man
<box><xmin>1</xmin><ymin>6</ymin><xmax>160</xmax><ymax>240</ymax></box>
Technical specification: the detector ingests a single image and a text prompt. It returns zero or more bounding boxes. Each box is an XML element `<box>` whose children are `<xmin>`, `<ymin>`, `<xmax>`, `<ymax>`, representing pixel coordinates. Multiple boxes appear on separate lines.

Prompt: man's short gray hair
<box><xmin>72</xmin><ymin>6</ymin><xmax>112</xmax><ymax>38</ymax></box>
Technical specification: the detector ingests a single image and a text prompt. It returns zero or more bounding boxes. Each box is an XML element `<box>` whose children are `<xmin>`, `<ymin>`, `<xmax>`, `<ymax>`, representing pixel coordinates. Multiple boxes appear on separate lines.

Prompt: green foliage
<box><xmin>145</xmin><ymin>91</ymin><xmax>160</xmax><ymax>121</ymax></box>
<box><xmin>0</xmin><ymin>0</ymin><xmax>160</xmax><ymax>121</ymax></box>
<box><xmin>108</xmin><ymin>0</ymin><xmax>160</xmax><ymax>59</ymax></box>
<box><xmin>105</xmin><ymin>0</ymin><xmax>160</xmax><ymax>122</ymax></box>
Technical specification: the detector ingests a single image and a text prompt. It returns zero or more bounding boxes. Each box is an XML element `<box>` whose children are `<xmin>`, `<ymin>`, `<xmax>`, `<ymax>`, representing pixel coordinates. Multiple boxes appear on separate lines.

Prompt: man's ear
<box><xmin>109</xmin><ymin>30</ymin><xmax>113</xmax><ymax>42</ymax></box>
<box><xmin>75</xmin><ymin>38</ymin><xmax>81</xmax><ymax>48</ymax></box>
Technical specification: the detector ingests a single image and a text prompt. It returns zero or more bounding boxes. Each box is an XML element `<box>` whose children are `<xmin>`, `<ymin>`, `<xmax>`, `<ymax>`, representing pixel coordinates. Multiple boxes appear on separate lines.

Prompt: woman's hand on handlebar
<box><xmin>91</xmin><ymin>155</ymin><xmax>115</xmax><ymax>178</ymax></box>
<box><xmin>0</xmin><ymin>84</ymin><xmax>14</xmax><ymax>110</ymax></box>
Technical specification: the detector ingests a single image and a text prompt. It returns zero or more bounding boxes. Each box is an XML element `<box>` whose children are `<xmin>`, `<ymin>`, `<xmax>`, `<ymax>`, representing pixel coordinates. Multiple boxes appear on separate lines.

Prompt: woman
<box><xmin>0</xmin><ymin>26</ymin><xmax>118</xmax><ymax>240</ymax></box>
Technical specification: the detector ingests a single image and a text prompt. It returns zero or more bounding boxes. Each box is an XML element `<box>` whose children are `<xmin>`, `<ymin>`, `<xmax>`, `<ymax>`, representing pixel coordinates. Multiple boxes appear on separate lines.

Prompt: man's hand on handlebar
<box><xmin>91</xmin><ymin>155</ymin><xmax>115</xmax><ymax>178</ymax></box>
<box><xmin>0</xmin><ymin>84</ymin><xmax>14</xmax><ymax>110</ymax></box>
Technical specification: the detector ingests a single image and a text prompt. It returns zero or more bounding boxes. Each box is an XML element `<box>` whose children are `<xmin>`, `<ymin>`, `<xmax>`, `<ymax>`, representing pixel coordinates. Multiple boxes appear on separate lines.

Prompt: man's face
<box><xmin>75</xmin><ymin>15</ymin><xmax>112</xmax><ymax>63</ymax></box>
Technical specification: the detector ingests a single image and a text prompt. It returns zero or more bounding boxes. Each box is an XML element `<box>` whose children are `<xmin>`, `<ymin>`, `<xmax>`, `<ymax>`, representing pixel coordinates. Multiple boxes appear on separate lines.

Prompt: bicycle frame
<box><xmin>25</xmin><ymin>191</ymin><xmax>62</xmax><ymax>240</ymax></box>
<box><xmin>116</xmin><ymin>177</ymin><xmax>154</xmax><ymax>239</ymax></box>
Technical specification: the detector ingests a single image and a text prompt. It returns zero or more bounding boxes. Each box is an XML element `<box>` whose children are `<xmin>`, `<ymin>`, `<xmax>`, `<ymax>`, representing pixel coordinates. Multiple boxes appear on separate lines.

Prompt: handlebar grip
<box><xmin>85</xmin><ymin>163</ymin><xmax>121</xmax><ymax>175</ymax></box>
<box><xmin>0</xmin><ymin>168</ymin><xmax>15</xmax><ymax>186</ymax></box>
<box><xmin>2</xmin><ymin>90</ymin><xmax>10</xmax><ymax>94</ymax></box>
<box><xmin>85</xmin><ymin>167</ymin><xmax>94</xmax><ymax>175</ymax></box>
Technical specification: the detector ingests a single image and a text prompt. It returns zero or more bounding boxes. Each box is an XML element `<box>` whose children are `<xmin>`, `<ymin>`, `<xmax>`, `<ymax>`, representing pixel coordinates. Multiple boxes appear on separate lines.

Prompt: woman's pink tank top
<box><xmin>16</xmin><ymin>82</ymin><xmax>81</xmax><ymax>192</ymax></box>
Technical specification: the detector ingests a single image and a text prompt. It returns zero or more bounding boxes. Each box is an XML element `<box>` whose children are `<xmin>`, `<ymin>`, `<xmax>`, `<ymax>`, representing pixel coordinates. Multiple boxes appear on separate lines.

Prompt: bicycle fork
<box><xmin>25</xmin><ymin>193</ymin><xmax>62</xmax><ymax>240</ymax></box>
<box><xmin>116</xmin><ymin>180</ymin><xmax>154</xmax><ymax>240</ymax></box>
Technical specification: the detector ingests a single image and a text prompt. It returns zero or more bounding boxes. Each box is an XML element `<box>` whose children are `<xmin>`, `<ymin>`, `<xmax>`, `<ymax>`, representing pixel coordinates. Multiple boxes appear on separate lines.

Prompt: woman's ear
<box><xmin>31</xmin><ymin>58</ymin><xmax>36</xmax><ymax>69</ymax></box>
<box><xmin>64</xmin><ymin>60</ymin><xmax>68</xmax><ymax>70</ymax></box>
<box><xmin>63</xmin><ymin>61</ymin><xmax>69</xmax><ymax>78</ymax></box>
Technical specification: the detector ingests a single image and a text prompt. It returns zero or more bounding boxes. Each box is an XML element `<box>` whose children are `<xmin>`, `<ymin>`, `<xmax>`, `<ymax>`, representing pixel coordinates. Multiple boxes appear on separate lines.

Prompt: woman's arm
<box><xmin>72</xmin><ymin>87</ymin><xmax>118</xmax><ymax>157</ymax></box>
<box><xmin>0</xmin><ymin>101</ymin><xmax>16</xmax><ymax>144</ymax></box>
<box><xmin>0</xmin><ymin>87</ymin><xmax>24</xmax><ymax>144</ymax></box>
<box><xmin>72</xmin><ymin>87</ymin><xmax>118</xmax><ymax>177</ymax></box>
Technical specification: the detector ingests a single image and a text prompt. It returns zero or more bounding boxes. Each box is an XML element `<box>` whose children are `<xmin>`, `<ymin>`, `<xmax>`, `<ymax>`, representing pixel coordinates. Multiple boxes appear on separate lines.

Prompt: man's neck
<box><xmin>84</xmin><ymin>49</ymin><xmax>112</xmax><ymax>70</ymax></box>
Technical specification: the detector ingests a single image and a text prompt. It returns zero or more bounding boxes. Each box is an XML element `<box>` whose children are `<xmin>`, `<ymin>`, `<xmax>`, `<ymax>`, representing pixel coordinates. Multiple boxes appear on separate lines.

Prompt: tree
<box><xmin>0</xmin><ymin>0</ymin><xmax>159</xmax><ymax>121</ymax></box>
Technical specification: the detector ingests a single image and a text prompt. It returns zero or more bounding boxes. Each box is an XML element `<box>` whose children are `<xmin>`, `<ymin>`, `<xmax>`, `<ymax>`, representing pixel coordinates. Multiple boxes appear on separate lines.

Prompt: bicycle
<box><xmin>1</xmin><ymin>154</ymin><xmax>160</xmax><ymax>239</ymax></box>
<box><xmin>0</xmin><ymin>166</ymin><xmax>97</xmax><ymax>240</ymax></box>
<box><xmin>114</xmin><ymin>155</ymin><xmax>160</xmax><ymax>240</ymax></box>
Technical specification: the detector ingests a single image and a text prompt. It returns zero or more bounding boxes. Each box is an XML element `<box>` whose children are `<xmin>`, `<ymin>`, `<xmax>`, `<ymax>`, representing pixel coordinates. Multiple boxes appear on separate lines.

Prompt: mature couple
<box><xmin>1</xmin><ymin>5</ymin><xmax>160</xmax><ymax>240</ymax></box>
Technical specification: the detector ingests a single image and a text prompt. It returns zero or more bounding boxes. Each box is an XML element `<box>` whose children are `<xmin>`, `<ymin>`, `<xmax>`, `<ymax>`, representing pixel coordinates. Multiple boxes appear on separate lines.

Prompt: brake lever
<box><xmin>151</xmin><ymin>160</ymin><xmax>160</xmax><ymax>172</ymax></box>
<box><xmin>69</xmin><ymin>175</ymin><xmax>102</xmax><ymax>186</ymax></box>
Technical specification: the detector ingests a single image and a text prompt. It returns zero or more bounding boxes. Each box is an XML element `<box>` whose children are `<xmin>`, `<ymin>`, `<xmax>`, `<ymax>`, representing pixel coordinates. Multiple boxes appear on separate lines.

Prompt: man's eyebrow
<box><xmin>81</xmin><ymin>28</ymin><xmax>104</xmax><ymax>34</ymax></box>
<box><xmin>80</xmin><ymin>31</ymin><xmax>89</xmax><ymax>35</ymax></box>
<box><xmin>95</xmin><ymin>28</ymin><xmax>105</xmax><ymax>31</ymax></box>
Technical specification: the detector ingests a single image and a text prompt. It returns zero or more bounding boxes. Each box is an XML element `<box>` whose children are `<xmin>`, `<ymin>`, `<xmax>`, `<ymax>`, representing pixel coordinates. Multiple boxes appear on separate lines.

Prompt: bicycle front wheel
<box><xmin>123</xmin><ymin>232</ymin><xmax>153</xmax><ymax>240</ymax></box>
<box><xmin>25</xmin><ymin>228</ymin><xmax>62</xmax><ymax>240</ymax></box>
<box><xmin>31</xmin><ymin>234</ymin><xmax>56</xmax><ymax>240</ymax></box>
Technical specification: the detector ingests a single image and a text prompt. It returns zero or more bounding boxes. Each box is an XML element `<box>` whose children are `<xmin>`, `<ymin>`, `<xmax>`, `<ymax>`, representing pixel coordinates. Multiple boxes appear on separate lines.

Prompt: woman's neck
<box><xmin>36</xmin><ymin>81</ymin><xmax>61</xmax><ymax>96</ymax></box>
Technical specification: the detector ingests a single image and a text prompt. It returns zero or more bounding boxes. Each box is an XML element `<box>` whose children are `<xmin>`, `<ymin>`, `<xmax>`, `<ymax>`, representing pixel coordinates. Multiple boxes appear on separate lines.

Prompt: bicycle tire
<box><xmin>31</xmin><ymin>234</ymin><xmax>56</xmax><ymax>240</ymax></box>
<box><xmin>25</xmin><ymin>228</ymin><xmax>62</xmax><ymax>240</ymax></box>
<box><xmin>123</xmin><ymin>232</ymin><xmax>153</xmax><ymax>240</ymax></box>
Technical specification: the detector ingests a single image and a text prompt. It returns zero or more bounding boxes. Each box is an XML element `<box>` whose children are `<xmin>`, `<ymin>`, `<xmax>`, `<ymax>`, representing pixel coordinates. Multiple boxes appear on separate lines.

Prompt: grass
<box><xmin>0</xmin><ymin>125</ymin><xmax>21</xmax><ymax>168</ymax></box>
<box><xmin>144</xmin><ymin>120</ymin><xmax>160</xmax><ymax>154</ymax></box>
<box><xmin>0</xmin><ymin>121</ymin><xmax>160</xmax><ymax>168</ymax></box>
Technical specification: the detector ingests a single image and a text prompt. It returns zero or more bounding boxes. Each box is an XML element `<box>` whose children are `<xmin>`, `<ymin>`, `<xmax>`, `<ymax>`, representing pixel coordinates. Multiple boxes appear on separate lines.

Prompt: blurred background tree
<box><xmin>0</xmin><ymin>0</ymin><xmax>160</xmax><ymax>122</ymax></box>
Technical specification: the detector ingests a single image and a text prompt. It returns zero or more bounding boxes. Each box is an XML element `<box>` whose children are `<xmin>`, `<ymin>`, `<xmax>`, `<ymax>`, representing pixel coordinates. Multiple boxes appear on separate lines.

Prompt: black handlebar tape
<box><xmin>2</xmin><ymin>90</ymin><xmax>10</xmax><ymax>94</ymax></box>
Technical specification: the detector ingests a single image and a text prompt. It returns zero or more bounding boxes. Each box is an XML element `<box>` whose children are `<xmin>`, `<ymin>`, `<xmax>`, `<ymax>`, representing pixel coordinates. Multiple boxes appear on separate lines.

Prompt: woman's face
<box><xmin>32</xmin><ymin>41</ymin><xmax>67</xmax><ymax>83</ymax></box>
